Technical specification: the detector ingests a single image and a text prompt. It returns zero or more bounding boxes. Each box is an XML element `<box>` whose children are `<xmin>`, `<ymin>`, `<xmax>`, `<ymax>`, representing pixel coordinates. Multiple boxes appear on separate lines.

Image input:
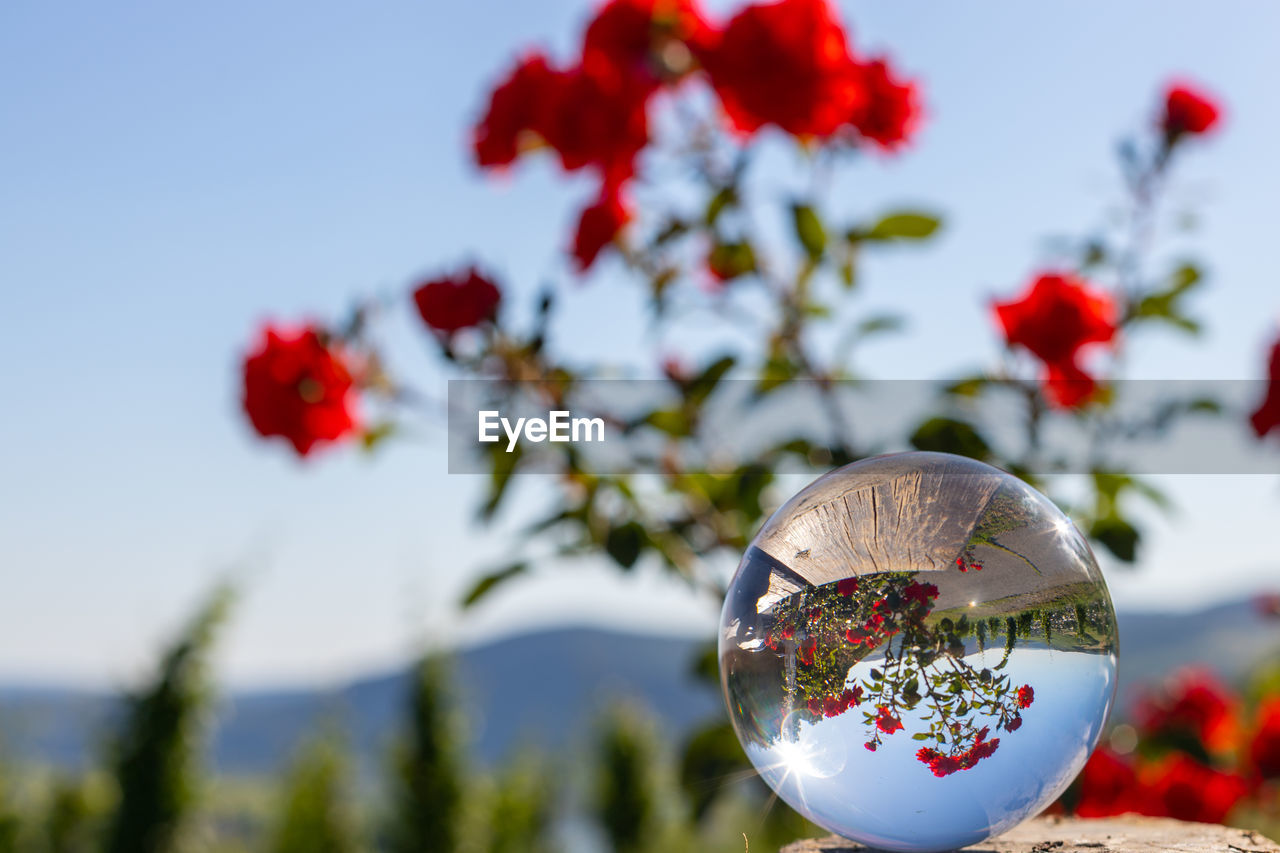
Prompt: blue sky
<box><xmin>2</xmin><ymin>0</ymin><xmax>1279</xmax><ymax>687</ymax></box>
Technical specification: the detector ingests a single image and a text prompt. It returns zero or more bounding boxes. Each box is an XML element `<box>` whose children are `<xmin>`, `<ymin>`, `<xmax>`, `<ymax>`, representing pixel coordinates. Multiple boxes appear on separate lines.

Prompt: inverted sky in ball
<box><xmin>719</xmin><ymin>452</ymin><xmax>1118</xmax><ymax>852</ymax></box>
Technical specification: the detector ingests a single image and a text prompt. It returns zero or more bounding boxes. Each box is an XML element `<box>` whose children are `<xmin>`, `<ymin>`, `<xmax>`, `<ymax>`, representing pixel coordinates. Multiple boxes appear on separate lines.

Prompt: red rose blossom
<box><xmin>848</xmin><ymin>57</ymin><xmax>920</xmax><ymax>150</ymax></box>
<box><xmin>993</xmin><ymin>272</ymin><xmax>1118</xmax><ymax>408</ymax></box>
<box><xmin>1074</xmin><ymin>747</ymin><xmax>1150</xmax><ymax>818</ymax></box>
<box><xmin>582</xmin><ymin>0</ymin><xmax>711</xmax><ymax>90</ymax></box>
<box><xmin>1144</xmin><ymin>754</ymin><xmax>1246</xmax><ymax>824</ymax></box>
<box><xmin>1250</xmin><ymin>698</ymin><xmax>1280</xmax><ymax>779</ymax></box>
<box><xmin>241</xmin><ymin>324</ymin><xmax>360</xmax><ymax>457</ymax></box>
<box><xmin>698</xmin><ymin>0</ymin><xmax>864</xmax><ymax>138</ymax></box>
<box><xmin>573</xmin><ymin>183</ymin><xmax>631</xmax><ymax>272</ymax></box>
<box><xmin>472</xmin><ymin>53</ymin><xmax>562</xmax><ymax>169</ymax></box>
<box><xmin>472</xmin><ymin>56</ymin><xmax>650</xmax><ymax>184</ymax></box>
<box><xmin>915</xmin><ymin>732</ymin><xmax>1000</xmax><ymax>778</ymax></box>
<box><xmin>798</xmin><ymin>636</ymin><xmax>816</xmax><ymax>665</ymax></box>
<box><xmin>412</xmin><ymin>268</ymin><xmax>502</xmax><ymax>334</ymax></box>
<box><xmin>1133</xmin><ymin>667</ymin><xmax>1240</xmax><ymax>753</ymax></box>
<box><xmin>902</xmin><ymin>581</ymin><xmax>939</xmax><ymax>608</ymax></box>
<box><xmin>541</xmin><ymin>66</ymin><xmax>651</xmax><ymax>183</ymax></box>
<box><xmin>1016</xmin><ymin>685</ymin><xmax>1034</xmax><ymax>709</ymax></box>
<box><xmin>1162</xmin><ymin>82</ymin><xmax>1221</xmax><ymax>139</ymax></box>
<box><xmin>1250</xmin><ymin>337</ymin><xmax>1280</xmax><ymax>439</ymax></box>
<box><xmin>875</xmin><ymin>706</ymin><xmax>903</xmax><ymax>734</ymax></box>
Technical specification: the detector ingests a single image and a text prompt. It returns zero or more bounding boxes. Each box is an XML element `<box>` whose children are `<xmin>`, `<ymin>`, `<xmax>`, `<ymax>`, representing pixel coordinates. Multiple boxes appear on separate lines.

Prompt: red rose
<box><xmin>473</xmin><ymin>57</ymin><xmax>650</xmax><ymax>183</ymax></box>
<box><xmin>902</xmin><ymin>581</ymin><xmax>939</xmax><ymax>608</ymax></box>
<box><xmin>1250</xmin><ymin>698</ymin><xmax>1280</xmax><ymax>779</ymax></box>
<box><xmin>1133</xmin><ymin>667</ymin><xmax>1240</xmax><ymax>754</ymax></box>
<box><xmin>992</xmin><ymin>272</ymin><xmax>1118</xmax><ymax>408</ymax></box>
<box><xmin>412</xmin><ymin>268</ymin><xmax>502</xmax><ymax>334</ymax></box>
<box><xmin>1162</xmin><ymin>82</ymin><xmax>1221</xmax><ymax>139</ymax></box>
<box><xmin>1016</xmin><ymin>685</ymin><xmax>1034</xmax><ymax>709</ymax></box>
<box><xmin>572</xmin><ymin>183</ymin><xmax>631</xmax><ymax>272</ymax></box>
<box><xmin>241</xmin><ymin>324</ymin><xmax>360</xmax><ymax>457</ymax></box>
<box><xmin>1144</xmin><ymin>754</ymin><xmax>1246</xmax><ymax>824</ymax></box>
<box><xmin>472</xmin><ymin>53</ymin><xmax>562</xmax><ymax>169</ymax></box>
<box><xmin>1074</xmin><ymin>747</ymin><xmax>1150</xmax><ymax>817</ymax></box>
<box><xmin>540</xmin><ymin>67</ymin><xmax>651</xmax><ymax>183</ymax></box>
<box><xmin>1005</xmin><ymin>715</ymin><xmax>1022</xmax><ymax>732</ymax></box>
<box><xmin>582</xmin><ymin>0</ymin><xmax>711</xmax><ymax>90</ymax></box>
<box><xmin>1250</xmin><ymin>337</ymin><xmax>1280</xmax><ymax>439</ymax></box>
<box><xmin>698</xmin><ymin>0</ymin><xmax>864</xmax><ymax>138</ymax></box>
<box><xmin>874</xmin><ymin>706</ymin><xmax>903</xmax><ymax>734</ymax></box>
<box><xmin>848</xmin><ymin>57</ymin><xmax>920</xmax><ymax>151</ymax></box>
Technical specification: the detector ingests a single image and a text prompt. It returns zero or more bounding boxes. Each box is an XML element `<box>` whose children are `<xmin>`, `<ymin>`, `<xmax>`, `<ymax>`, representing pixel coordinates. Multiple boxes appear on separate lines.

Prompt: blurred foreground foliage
<box><xmin>0</xmin><ymin>589</ymin><xmax>817</xmax><ymax>853</ymax></box>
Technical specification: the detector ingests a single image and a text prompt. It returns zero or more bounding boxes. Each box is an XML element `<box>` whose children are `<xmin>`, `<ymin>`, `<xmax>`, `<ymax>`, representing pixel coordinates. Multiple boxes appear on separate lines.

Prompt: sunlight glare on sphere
<box><xmin>718</xmin><ymin>452</ymin><xmax>1118</xmax><ymax>852</ymax></box>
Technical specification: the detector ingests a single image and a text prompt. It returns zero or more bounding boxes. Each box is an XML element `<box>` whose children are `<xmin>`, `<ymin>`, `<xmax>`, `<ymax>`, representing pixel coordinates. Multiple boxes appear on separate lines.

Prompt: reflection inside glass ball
<box><xmin>719</xmin><ymin>452</ymin><xmax>1118</xmax><ymax>853</ymax></box>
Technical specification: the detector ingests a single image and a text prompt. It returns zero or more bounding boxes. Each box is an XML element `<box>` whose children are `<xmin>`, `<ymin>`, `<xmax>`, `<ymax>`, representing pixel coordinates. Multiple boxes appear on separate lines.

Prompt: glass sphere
<box><xmin>719</xmin><ymin>452</ymin><xmax>1118</xmax><ymax>852</ymax></box>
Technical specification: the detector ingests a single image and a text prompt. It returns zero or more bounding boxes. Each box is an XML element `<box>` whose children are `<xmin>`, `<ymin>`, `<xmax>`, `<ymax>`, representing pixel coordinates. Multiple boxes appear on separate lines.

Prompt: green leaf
<box><xmin>707</xmin><ymin>241</ymin><xmax>756</xmax><ymax>281</ymax></box>
<box><xmin>359</xmin><ymin>421</ymin><xmax>396</xmax><ymax>453</ymax></box>
<box><xmin>1090</xmin><ymin>515</ymin><xmax>1140</xmax><ymax>563</ymax></box>
<box><xmin>461</xmin><ymin>562</ymin><xmax>529</xmax><ymax>608</ymax></box>
<box><xmin>686</xmin><ymin>355</ymin><xmax>735</xmax><ymax>407</ymax></box>
<box><xmin>605</xmin><ymin>522</ymin><xmax>647</xmax><ymax>569</ymax></box>
<box><xmin>854</xmin><ymin>313</ymin><xmax>905</xmax><ymax>338</ymax></box>
<box><xmin>864</xmin><ymin>211</ymin><xmax>942</xmax><ymax>242</ymax></box>
<box><xmin>480</xmin><ymin>442</ymin><xmax>523</xmax><ymax>519</ymax></box>
<box><xmin>704</xmin><ymin>187</ymin><xmax>737</xmax><ymax>226</ymax></box>
<box><xmin>1169</xmin><ymin>262</ymin><xmax>1203</xmax><ymax>292</ymax></box>
<box><xmin>944</xmin><ymin>376</ymin><xmax>989</xmax><ymax>398</ymax></box>
<box><xmin>911</xmin><ymin>732</ymin><xmax>931</xmax><ymax>741</ymax></box>
<box><xmin>838</xmin><ymin>243</ymin><xmax>859</xmax><ymax>289</ymax></box>
<box><xmin>1130</xmin><ymin>262</ymin><xmax>1205</xmax><ymax>334</ymax></box>
<box><xmin>909</xmin><ymin>417</ymin><xmax>992</xmax><ymax>460</ymax></box>
<box><xmin>653</xmin><ymin>218</ymin><xmax>689</xmax><ymax>246</ymax></box>
<box><xmin>791</xmin><ymin>203</ymin><xmax>827</xmax><ymax>260</ymax></box>
<box><xmin>642</xmin><ymin>408</ymin><xmax>691</xmax><ymax>437</ymax></box>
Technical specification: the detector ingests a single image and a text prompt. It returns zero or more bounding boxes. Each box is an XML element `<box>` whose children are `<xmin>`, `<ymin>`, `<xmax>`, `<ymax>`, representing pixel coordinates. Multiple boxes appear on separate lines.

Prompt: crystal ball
<box><xmin>719</xmin><ymin>452</ymin><xmax>1118</xmax><ymax>852</ymax></box>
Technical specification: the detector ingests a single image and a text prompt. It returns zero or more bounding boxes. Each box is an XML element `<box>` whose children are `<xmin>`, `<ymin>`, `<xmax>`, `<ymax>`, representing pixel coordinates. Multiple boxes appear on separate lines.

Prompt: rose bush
<box><xmin>234</xmin><ymin>0</ymin><xmax>1280</xmax><ymax>834</ymax></box>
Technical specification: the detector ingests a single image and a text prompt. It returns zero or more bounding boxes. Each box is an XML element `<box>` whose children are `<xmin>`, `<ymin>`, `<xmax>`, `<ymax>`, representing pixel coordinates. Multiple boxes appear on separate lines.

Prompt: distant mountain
<box><xmin>0</xmin><ymin>627</ymin><xmax>721</xmax><ymax>779</ymax></box>
<box><xmin>2</xmin><ymin>601</ymin><xmax>1279</xmax><ymax>779</ymax></box>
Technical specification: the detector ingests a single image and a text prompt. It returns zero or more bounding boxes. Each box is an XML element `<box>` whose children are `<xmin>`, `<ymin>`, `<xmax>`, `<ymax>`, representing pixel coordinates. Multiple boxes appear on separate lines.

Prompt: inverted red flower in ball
<box><xmin>992</xmin><ymin>272</ymin><xmax>1118</xmax><ymax>408</ymax></box>
<box><xmin>242</xmin><ymin>324</ymin><xmax>360</xmax><ymax>457</ymax></box>
<box><xmin>875</xmin><ymin>706</ymin><xmax>903</xmax><ymax>734</ymax></box>
<box><xmin>412</xmin><ymin>268</ymin><xmax>502</xmax><ymax>334</ymax></box>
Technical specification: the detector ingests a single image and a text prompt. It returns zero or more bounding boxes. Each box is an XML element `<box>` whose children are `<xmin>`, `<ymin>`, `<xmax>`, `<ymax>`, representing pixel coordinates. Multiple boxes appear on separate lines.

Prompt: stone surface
<box><xmin>779</xmin><ymin>816</ymin><xmax>1280</xmax><ymax>853</ymax></box>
